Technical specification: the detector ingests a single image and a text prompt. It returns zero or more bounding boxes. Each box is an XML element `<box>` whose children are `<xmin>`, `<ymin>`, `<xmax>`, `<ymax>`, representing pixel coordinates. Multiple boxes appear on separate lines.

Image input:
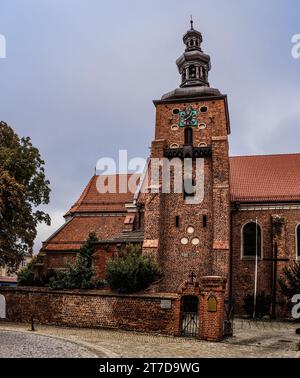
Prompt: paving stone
<box><xmin>0</xmin><ymin>320</ymin><xmax>299</xmax><ymax>358</ymax></box>
<box><xmin>0</xmin><ymin>330</ymin><xmax>99</xmax><ymax>358</ymax></box>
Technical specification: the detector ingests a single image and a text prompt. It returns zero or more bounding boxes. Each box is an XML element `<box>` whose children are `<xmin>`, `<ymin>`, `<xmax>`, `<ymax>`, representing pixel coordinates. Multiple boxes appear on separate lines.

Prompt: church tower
<box><xmin>141</xmin><ymin>21</ymin><xmax>231</xmax><ymax>293</ymax></box>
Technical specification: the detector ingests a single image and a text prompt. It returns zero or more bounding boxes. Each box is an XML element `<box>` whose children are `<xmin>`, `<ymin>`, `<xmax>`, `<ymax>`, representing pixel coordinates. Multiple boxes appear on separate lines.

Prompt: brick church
<box><xmin>38</xmin><ymin>22</ymin><xmax>300</xmax><ymax>318</ymax></box>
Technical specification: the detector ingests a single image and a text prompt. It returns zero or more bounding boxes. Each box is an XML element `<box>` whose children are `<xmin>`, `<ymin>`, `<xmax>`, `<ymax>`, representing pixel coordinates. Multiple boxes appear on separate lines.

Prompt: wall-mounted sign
<box><xmin>161</xmin><ymin>300</ymin><xmax>172</xmax><ymax>310</ymax></box>
<box><xmin>208</xmin><ymin>296</ymin><xmax>217</xmax><ymax>312</ymax></box>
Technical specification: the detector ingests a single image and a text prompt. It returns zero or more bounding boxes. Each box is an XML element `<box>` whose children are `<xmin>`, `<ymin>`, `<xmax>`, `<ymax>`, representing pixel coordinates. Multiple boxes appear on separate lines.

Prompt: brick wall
<box><xmin>0</xmin><ymin>276</ymin><xmax>228</xmax><ymax>342</ymax></box>
<box><xmin>232</xmin><ymin>208</ymin><xmax>300</xmax><ymax>316</ymax></box>
<box><xmin>43</xmin><ymin>252</ymin><xmax>77</xmax><ymax>271</ymax></box>
<box><xmin>0</xmin><ymin>287</ymin><xmax>179</xmax><ymax>335</ymax></box>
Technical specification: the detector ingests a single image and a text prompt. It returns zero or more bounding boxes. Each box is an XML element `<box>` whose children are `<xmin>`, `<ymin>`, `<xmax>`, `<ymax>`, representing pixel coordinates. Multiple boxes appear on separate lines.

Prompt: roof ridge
<box><xmin>67</xmin><ymin>176</ymin><xmax>96</xmax><ymax>214</ymax></box>
<box><xmin>230</xmin><ymin>152</ymin><xmax>300</xmax><ymax>159</ymax></box>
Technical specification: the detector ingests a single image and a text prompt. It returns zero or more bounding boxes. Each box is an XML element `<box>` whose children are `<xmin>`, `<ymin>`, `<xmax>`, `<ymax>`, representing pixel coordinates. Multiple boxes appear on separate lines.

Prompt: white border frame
<box><xmin>295</xmin><ymin>222</ymin><xmax>300</xmax><ymax>261</ymax></box>
<box><xmin>240</xmin><ymin>221</ymin><xmax>264</xmax><ymax>261</ymax></box>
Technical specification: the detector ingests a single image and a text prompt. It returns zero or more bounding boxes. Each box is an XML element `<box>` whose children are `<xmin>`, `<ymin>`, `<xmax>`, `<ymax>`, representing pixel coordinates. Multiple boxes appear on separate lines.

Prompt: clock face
<box><xmin>179</xmin><ymin>106</ymin><xmax>198</xmax><ymax>127</ymax></box>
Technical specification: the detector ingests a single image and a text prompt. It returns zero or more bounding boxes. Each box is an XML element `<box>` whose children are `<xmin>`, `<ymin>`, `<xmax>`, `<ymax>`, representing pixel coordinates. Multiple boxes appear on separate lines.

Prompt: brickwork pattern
<box><xmin>231</xmin><ymin>208</ymin><xmax>300</xmax><ymax>316</ymax></box>
<box><xmin>143</xmin><ymin>98</ymin><xmax>231</xmax><ymax>293</ymax></box>
<box><xmin>0</xmin><ymin>277</ymin><xmax>227</xmax><ymax>342</ymax></box>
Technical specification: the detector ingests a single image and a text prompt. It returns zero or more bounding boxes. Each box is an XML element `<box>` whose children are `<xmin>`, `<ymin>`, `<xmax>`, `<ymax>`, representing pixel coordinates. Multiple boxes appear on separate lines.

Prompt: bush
<box><xmin>17</xmin><ymin>257</ymin><xmax>37</xmax><ymax>286</ymax></box>
<box><xmin>243</xmin><ymin>292</ymin><xmax>272</xmax><ymax>319</ymax></box>
<box><xmin>18</xmin><ymin>257</ymin><xmax>57</xmax><ymax>287</ymax></box>
<box><xmin>106</xmin><ymin>244</ymin><xmax>163</xmax><ymax>294</ymax></box>
<box><xmin>48</xmin><ymin>232</ymin><xmax>103</xmax><ymax>290</ymax></box>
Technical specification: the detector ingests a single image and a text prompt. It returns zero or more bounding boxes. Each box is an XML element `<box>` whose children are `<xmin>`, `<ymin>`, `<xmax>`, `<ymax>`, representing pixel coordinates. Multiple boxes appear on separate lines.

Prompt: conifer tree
<box><xmin>279</xmin><ymin>262</ymin><xmax>300</xmax><ymax>298</ymax></box>
<box><xmin>49</xmin><ymin>232</ymin><xmax>100</xmax><ymax>290</ymax></box>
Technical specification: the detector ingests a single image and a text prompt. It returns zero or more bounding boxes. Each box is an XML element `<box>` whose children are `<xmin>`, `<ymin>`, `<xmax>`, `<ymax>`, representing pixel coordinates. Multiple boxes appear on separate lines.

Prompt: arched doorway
<box><xmin>180</xmin><ymin>295</ymin><xmax>199</xmax><ymax>337</ymax></box>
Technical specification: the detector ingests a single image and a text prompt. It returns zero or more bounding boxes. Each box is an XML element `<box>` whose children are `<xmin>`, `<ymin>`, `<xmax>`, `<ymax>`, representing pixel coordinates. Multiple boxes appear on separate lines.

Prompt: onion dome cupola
<box><xmin>162</xmin><ymin>18</ymin><xmax>221</xmax><ymax>100</ymax></box>
<box><xmin>177</xmin><ymin>18</ymin><xmax>211</xmax><ymax>87</ymax></box>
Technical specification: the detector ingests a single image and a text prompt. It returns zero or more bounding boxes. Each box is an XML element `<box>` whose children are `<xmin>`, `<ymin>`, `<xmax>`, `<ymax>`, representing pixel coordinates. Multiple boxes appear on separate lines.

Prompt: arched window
<box><xmin>242</xmin><ymin>222</ymin><xmax>262</xmax><ymax>258</ymax></box>
<box><xmin>296</xmin><ymin>224</ymin><xmax>300</xmax><ymax>259</ymax></box>
<box><xmin>184</xmin><ymin>127</ymin><xmax>193</xmax><ymax>146</ymax></box>
<box><xmin>189</xmin><ymin>65</ymin><xmax>196</xmax><ymax>79</ymax></box>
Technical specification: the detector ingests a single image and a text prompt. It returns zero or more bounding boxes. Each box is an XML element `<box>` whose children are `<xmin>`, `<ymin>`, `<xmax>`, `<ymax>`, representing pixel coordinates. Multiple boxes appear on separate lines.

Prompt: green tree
<box><xmin>49</xmin><ymin>232</ymin><xmax>103</xmax><ymax>290</ymax></box>
<box><xmin>106</xmin><ymin>244</ymin><xmax>163</xmax><ymax>294</ymax></box>
<box><xmin>17</xmin><ymin>256</ymin><xmax>38</xmax><ymax>286</ymax></box>
<box><xmin>279</xmin><ymin>262</ymin><xmax>300</xmax><ymax>299</ymax></box>
<box><xmin>0</xmin><ymin>121</ymin><xmax>51</xmax><ymax>271</ymax></box>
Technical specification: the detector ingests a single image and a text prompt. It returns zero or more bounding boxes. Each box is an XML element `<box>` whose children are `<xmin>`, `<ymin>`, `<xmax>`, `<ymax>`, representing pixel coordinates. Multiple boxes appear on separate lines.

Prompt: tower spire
<box><xmin>175</xmin><ymin>21</ymin><xmax>211</xmax><ymax>88</ymax></box>
<box><xmin>161</xmin><ymin>22</ymin><xmax>221</xmax><ymax>100</ymax></box>
<box><xmin>190</xmin><ymin>15</ymin><xmax>194</xmax><ymax>30</ymax></box>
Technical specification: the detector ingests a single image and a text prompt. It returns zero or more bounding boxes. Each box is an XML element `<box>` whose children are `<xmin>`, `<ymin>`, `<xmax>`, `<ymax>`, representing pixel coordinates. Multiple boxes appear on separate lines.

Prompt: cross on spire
<box><xmin>190</xmin><ymin>15</ymin><xmax>194</xmax><ymax>30</ymax></box>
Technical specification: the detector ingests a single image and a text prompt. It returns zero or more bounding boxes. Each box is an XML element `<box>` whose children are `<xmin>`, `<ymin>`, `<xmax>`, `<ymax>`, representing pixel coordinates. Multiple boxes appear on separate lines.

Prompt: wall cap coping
<box><xmin>0</xmin><ymin>287</ymin><xmax>179</xmax><ymax>300</ymax></box>
<box><xmin>201</xmin><ymin>276</ymin><xmax>227</xmax><ymax>289</ymax></box>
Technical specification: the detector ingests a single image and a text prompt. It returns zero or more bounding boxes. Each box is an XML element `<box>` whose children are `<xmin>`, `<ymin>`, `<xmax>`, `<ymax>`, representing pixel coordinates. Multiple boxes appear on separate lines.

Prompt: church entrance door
<box><xmin>180</xmin><ymin>296</ymin><xmax>199</xmax><ymax>338</ymax></box>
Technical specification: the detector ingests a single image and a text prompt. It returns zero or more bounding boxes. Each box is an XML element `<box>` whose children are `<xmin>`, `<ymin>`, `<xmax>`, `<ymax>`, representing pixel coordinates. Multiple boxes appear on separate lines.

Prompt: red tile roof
<box><xmin>66</xmin><ymin>174</ymin><xmax>140</xmax><ymax>215</ymax></box>
<box><xmin>0</xmin><ymin>276</ymin><xmax>17</xmax><ymax>283</ymax></box>
<box><xmin>43</xmin><ymin>154</ymin><xmax>300</xmax><ymax>253</ymax></box>
<box><xmin>42</xmin><ymin>215</ymin><xmax>126</xmax><ymax>251</ymax></box>
<box><xmin>230</xmin><ymin>153</ymin><xmax>300</xmax><ymax>203</ymax></box>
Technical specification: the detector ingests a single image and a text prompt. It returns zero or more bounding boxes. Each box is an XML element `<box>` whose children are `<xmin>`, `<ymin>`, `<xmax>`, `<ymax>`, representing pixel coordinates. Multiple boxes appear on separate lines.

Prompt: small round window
<box><xmin>192</xmin><ymin>238</ymin><xmax>200</xmax><ymax>246</ymax></box>
<box><xmin>181</xmin><ymin>238</ymin><xmax>189</xmax><ymax>245</ymax></box>
<box><xmin>172</xmin><ymin>108</ymin><xmax>180</xmax><ymax>115</ymax></box>
<box><xmin>187</xmin><ymin>226</ymin><xmax>195</xmax><ymax>234</ymax></box>
<box><xmin>170</xmin><ymin>143</ymin><xmax>179</xmax><ymax>149</ymax></box>
<box><xmin>200</xmin><ymin>106</ymin><xmax>208</xmax><ymax>113</ymax></box>
<box><xmin>198</xmin><ymin>122</ymin><xmax>206</xmax><ymax>130</ymax></box>
<box><xmin>171</xmin><ymin>124</ymin><xmax>179</xmax><ymax>131</ymax></box>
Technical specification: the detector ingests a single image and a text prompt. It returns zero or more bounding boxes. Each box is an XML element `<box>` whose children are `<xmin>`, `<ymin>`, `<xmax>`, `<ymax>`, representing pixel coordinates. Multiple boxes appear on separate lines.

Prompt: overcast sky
<box><xmin>0</xmin><ymin>0</ymin><xmax>300</xmax><ymax>252</ymax></box>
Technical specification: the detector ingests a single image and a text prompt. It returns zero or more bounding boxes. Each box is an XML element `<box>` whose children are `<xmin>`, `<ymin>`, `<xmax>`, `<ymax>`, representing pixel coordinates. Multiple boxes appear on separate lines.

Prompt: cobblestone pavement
<box><xmin>0</xmin><ymin>330</ymin><xmax>100</xmax><ymax>358</ymax></box>
<box><xmin>0</xmin><ymin>320</ymin><xmax>299</xmax><ymax>358</ymax></box>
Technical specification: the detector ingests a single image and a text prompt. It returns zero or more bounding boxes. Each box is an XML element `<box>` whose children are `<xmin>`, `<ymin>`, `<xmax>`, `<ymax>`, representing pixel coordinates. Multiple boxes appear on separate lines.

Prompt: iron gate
<box><xmin>180</xmin><ymin>296</ymin><xmax>199</xmax><ymax>338</ymax></box>
<box><xmin>223</xmin><ymin>299</ymin><xmax>235</xmax><ymax>337</ymax></box>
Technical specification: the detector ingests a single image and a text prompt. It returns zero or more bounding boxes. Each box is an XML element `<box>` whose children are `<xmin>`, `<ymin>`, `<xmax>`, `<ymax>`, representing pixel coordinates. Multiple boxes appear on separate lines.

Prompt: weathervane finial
<box><xmin>190</xmin><ymin>15</ymin><xmax>194</xmax><ymax>30</ymax></box>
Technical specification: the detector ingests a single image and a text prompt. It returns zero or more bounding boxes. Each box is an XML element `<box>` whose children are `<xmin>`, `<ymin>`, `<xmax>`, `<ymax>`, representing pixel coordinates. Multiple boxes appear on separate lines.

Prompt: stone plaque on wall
<box><xmin>208</xmin><ymin>296</ymin><xmax>217</xmax><ymax>312</ymax></box>
<box><xmin>161</xmin><ymin>300</ymin><xmax>172</xmax><ymax>310</ymax></box>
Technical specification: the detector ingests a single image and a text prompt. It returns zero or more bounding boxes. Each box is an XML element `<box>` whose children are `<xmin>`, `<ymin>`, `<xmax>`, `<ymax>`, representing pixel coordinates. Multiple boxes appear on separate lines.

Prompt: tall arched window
<box><xmin>184</xmin><ymin>127</ymin><xmax>193</xmax><ymax>146</ymax></box>
<box><xmin>296</xmin><ymin>224</ymin><xmax>300</xmax><ymax>259</ymax></box>
<box><xmin>242</xmin><ymin>222</ymin><xmax>262</xmax><ymax>258</ymax></box>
